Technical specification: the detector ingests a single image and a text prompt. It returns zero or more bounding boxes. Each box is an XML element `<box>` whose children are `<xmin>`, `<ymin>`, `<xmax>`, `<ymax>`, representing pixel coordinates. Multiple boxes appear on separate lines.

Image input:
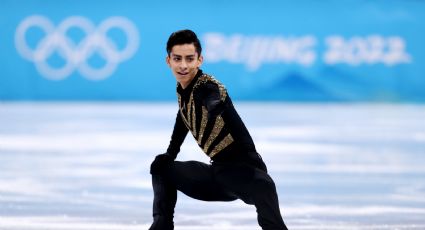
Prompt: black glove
<box><xmin>150</xmin><ymin>153</ymin><xmax>173</xmax><ymax>175</ymax></box>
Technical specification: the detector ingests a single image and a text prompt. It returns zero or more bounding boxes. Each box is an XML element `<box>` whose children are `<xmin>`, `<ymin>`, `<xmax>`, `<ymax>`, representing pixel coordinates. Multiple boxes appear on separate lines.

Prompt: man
<box><xmin>149</xmin><ymin>29</ymin><xmax>288</xmax><ymax>230</ymax></box>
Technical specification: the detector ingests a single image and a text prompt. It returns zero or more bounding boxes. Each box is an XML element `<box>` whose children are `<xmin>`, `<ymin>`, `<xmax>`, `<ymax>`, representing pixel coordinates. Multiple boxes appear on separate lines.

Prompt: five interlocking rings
<box><xmin>15</xmin><ymin>15</ymin><xmax>139</xmax><ymax>80</ymax></box>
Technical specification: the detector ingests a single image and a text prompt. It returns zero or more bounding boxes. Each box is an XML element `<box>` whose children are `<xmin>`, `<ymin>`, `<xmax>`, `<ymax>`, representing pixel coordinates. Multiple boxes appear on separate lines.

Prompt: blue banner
<box><xmin>1</xmin><ymin>0</ymin><xmax>424</xmax><ymax>102</ymax></box>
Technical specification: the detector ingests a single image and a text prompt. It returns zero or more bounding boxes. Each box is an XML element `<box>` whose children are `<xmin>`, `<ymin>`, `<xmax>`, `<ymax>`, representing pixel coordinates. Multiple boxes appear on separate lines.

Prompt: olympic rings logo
<box><xmin>15</xmin><ymin>15</ymin><xmax>139</xmax><ymax>81</ymax></box>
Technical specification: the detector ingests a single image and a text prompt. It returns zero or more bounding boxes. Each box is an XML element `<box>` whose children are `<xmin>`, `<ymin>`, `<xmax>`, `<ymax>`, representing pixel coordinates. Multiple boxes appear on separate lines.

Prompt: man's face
<box><xmin>166</xmin><ymin>43</ymin><xmax>203</xmax><ymax>88</ymax></box>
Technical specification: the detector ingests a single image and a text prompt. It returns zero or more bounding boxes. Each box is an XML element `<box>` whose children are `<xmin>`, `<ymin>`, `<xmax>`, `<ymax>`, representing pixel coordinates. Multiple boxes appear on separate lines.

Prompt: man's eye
<box><xmin>173</xmin><ymin>57</ymin><xmax>181</xmax><ymax>61</ymax></box>
<box><xmin>187</xmin><ymin>58</ymin><xmax>194</xmax><ymax>62</ymax></box>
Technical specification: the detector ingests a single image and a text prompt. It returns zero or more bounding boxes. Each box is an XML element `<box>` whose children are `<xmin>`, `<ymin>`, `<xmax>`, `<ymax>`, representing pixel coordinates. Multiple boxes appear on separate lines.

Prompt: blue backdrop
<box><xmin>1</xmin><ymin>0</ymin><xmax>424</xmax><ymax>102</ymax></box>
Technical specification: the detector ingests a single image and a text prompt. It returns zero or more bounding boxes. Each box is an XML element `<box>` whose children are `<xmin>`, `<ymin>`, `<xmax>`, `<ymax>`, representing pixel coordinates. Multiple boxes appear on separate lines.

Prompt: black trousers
<box><xmin>150</xmin><ymin>152</ymin><xmax>288</xmax><ymax>230</ymax></box>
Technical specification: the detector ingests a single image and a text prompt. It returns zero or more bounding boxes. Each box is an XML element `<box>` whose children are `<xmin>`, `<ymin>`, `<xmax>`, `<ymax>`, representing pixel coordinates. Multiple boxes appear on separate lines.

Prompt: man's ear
<box><xmin>197</xmin><ymin>55</ymin><xmax>204</xmax><ymax>68</ymax></box>
<box><xmin>166</xmin><ymin>55</ymin><xmax>171</xmax><ymax>67</ymax></box>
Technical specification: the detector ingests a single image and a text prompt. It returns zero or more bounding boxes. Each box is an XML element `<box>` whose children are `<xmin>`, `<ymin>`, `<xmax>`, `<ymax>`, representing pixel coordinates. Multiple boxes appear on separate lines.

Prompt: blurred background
<box><xmin>1</xmin><ymin>0</ymin><xmax>424</xmax><ymax>102</ymax></box>
<box><xmin>1</xmin><ymin>0</ymin><xmax>425</xmax><ymax>229</ymax></box>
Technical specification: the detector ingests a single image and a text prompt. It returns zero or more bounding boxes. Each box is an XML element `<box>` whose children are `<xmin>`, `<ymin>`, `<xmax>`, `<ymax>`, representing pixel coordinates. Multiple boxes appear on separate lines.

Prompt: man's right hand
<box><xmin>150</xmin><ymin>153</ymin><xmax>173</xmax><ymax>175</ymax></box>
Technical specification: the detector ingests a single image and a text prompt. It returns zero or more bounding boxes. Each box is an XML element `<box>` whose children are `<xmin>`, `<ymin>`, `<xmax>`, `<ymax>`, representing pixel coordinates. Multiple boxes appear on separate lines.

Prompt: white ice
<box><xmin>0</xmin><ymin>102</ymin><xmax>425</xmax><ymax>229</ymax></box>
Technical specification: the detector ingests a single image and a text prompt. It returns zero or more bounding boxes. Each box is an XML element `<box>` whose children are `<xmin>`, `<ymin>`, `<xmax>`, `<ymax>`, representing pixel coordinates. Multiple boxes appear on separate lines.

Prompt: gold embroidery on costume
<box><xmin>177</xmin><ymin>93</ymin><xmax>181</xmax><ymax>109</ymax></box>
<box><xmin>209</xmin><ymin>134</ymin><xmax>234</xmax><ymax>158</ymax></box>
<box><xmin>177</xmin><ymin>93</ymin><xmax>190</xmax><ymax>129</ymax></box>
<box><xmin>195</xmin><ymin>75</ymin><xmax>227</xmax><ymax>102</ymax></box>
<box><xmin>191</xmin><ymin>102</ymin><xmax>197</xmax><ymax>138</ymax></box>
<box><xmin>203</xmin><ymin>115</ymin><xmax>225</xmax><ymax>153</ymax></box>
<box><xmin>187</xmin><ymin>94</ymin><xmax>193</xmax><ymax>127</ymax></box>
<box><xmin>177</xmin><ymin>74</ymin><xmax>234</xmax><ymax>158</ymax></box>
<box><xmin>197</xmin><ymin>106</ymin><xmax>208</xmax><ymax>145</ymax></box>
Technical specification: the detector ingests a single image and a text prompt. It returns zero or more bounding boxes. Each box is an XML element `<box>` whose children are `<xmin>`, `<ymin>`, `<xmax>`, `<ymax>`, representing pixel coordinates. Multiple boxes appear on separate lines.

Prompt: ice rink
<box><xmin>1</xmin><ymin>102</ymin><xmax>424</xmax><ymax>230</ymax></box>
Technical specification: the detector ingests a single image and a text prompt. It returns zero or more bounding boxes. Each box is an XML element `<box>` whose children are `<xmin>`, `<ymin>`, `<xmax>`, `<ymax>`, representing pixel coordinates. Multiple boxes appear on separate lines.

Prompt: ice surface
<box><xmin>1</xmin><ymin>102</ymin><xmax>424</xmax><ymax>229</ymax></box>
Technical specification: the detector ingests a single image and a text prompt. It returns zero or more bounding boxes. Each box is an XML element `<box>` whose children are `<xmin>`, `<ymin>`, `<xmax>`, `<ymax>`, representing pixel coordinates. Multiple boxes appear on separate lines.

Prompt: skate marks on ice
<box><xmin>0</xmin><ymin>103</ymin><xmax>424</xmax><ymax>229</ymax></box>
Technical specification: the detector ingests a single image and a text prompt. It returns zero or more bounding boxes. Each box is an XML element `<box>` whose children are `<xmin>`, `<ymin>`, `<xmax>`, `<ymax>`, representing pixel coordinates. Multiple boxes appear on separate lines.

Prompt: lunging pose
<box><xmin>149</xmin><ymin>29</ymin><xmax>288</xmax><ymax>230</ymax></box>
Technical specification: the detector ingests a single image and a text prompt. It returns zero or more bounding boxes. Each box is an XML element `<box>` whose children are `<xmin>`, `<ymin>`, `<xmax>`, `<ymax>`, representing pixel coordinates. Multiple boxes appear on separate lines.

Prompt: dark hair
<box><xmin>166</xmin><ymin>29</ymin><xmax>202</xmax><ymax>56</ymax></box>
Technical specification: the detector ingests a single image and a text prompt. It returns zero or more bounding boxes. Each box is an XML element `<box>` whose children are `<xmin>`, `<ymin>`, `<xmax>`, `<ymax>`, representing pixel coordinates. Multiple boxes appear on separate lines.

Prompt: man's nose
<box><xmin>180</xmin><ymin>60</ymin><xmax>188</xmax><ymax>69</ymax></box>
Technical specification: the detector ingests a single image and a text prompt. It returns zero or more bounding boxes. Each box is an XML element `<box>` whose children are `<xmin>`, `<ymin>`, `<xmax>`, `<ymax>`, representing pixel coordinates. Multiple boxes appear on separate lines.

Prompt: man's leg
<box><xmin>167</xmin><ymin>160</ymin><xmax>238</xmax><ymax>201</ymax></box>
<box><xmin>214</xmin><ymin>160</ymin><xmax>288</xmax><ymax>230</ymax></box>
<box><xmin>250</xmin><ymin>170</ymin><xmax>288</xmax><ymax>230</ymax></box>
<box><xmin>149</xmin><ymin>174</ymin><xmax>176</xmax><ymax>230</ymax></box>
<box><xmin>150</xmin><ymin>160</ymin><xmax>237</xmax><ymax>230</ymax></box>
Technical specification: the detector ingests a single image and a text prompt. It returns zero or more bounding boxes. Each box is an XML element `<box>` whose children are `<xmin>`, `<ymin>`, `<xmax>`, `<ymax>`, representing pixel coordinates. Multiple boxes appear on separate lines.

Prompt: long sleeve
<box><xmin>198</xmin><ymin>80</ymin><xmax>257</xmax><ymax>154</ymax></box>
<box><xmin>176</xmin><ymin>72</ymin><xmax>256</xmax><ymax>159</ymax></box>
<box><xmin>166</xmin><ymin>110</ymin><xmax>189</xmax><ymax>159</ymax></box>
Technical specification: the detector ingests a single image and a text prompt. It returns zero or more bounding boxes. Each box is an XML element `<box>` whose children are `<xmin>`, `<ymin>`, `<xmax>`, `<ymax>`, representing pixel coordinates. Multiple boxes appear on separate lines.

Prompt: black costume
<box><xmin>150</xmin><ymin>69</ymin><xmax>288</xmax><ymax>230</ymax></box>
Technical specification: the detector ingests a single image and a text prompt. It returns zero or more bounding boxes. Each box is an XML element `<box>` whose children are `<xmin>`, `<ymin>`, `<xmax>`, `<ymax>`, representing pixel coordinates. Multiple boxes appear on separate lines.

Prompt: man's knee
<box><xmin>251</xmin><ymin>173</ymin><xmax>277</xmax><ymax>194</ymax></box>
<box><xmin>150</xmin><ymin>153</ymin><xmax>173</xmax><ymax>174</ymax></box>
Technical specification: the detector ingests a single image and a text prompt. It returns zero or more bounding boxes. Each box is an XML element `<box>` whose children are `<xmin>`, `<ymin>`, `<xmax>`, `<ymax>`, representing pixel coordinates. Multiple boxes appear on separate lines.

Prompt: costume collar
<box><xmin>177</xmin><ymin>69</ymin><xmax>203</xmax><ymax>95</ymax></box>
